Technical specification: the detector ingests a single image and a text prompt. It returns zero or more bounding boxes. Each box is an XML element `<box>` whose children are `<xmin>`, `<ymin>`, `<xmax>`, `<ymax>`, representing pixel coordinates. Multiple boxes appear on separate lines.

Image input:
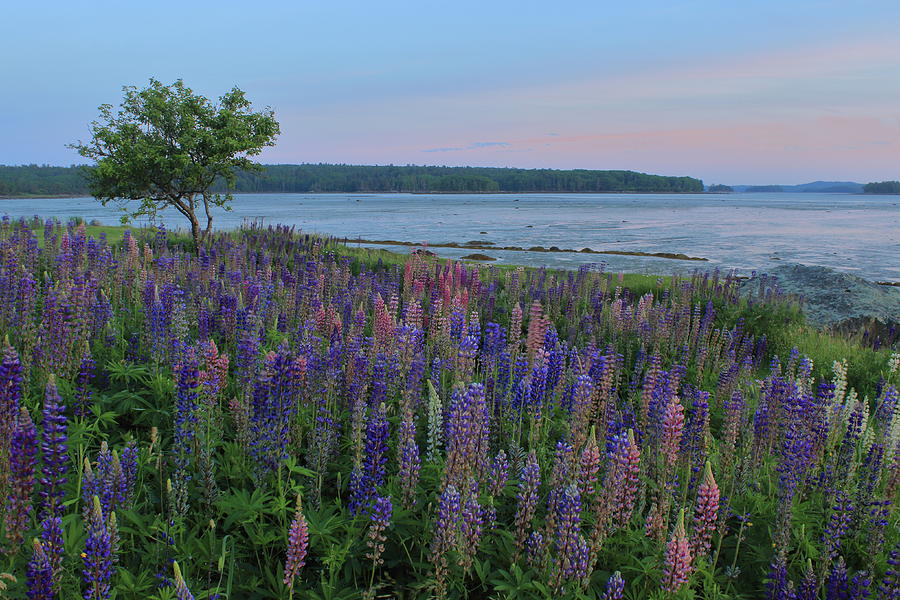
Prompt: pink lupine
<box><xmin>578</xmin><ymin>430</ymin><xmax>602</xmax><ymax>498</ymax></box>
<box><xmin>662</xmin><ymin>510</ymin><xmax>692</xmax><ymax>593</ymax></box>
<box><xmin>661</xmin><ymin>395</ymin><xmax>685</xmax><ymax>466</ymax></box>
<box><xmin>509</xmin><ymin>303</ymin><xmax>523</xmax><ymax>348</ymax></box>
<box><xmin>690</xmin><ymin>462</ymin><xmax>720</xmax><ymax>561</ymax></box>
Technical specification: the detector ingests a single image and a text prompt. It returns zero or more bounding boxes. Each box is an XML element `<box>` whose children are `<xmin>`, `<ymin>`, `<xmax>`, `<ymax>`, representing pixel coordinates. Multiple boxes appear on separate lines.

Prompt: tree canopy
<box><xmin>69</xmin><ymin>78</ymin><xmax>280</xmax><ymax>247</ymax></box>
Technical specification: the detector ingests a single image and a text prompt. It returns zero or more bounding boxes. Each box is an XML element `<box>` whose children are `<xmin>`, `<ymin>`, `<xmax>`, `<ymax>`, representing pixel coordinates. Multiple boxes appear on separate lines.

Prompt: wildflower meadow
<box><xmin>0</xmin><ymin>217</ymin><xmax>897</xmax><ymax>599</ymax></box>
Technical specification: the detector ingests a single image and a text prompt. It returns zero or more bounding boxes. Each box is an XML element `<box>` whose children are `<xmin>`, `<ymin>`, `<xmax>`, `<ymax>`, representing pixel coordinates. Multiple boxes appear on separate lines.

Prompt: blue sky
<box><xmin>3</xmin><ymin>0</ymin><xmax>900</xmax><ymax>184</ymax></box>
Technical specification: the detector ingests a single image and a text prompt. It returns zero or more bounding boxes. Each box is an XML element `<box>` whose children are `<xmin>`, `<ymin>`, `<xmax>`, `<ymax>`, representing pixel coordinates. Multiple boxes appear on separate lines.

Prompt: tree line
<box><xmin>863</xmin><ymin>181</ymin><xmax>900</xmax><ymax>194</ymax></box>
<box><xmin>0</xmin><ymin>163</ymin><xmax>704</xmax><ymax>196</ymax></box>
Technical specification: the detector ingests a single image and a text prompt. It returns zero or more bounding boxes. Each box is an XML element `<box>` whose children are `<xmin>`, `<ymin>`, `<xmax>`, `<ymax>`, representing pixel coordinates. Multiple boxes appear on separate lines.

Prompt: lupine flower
<box><xmin>82</xmin><ymin>496</ymin><xmax>115</xmax><ymax>600</ymax></box>
<box><xmin>5</xmin><ymin>406</ymin><xmax>38</xmax><ymax>546</ymax></box>
<box><xmin>172</xmin><ymin>350</ymin><xmax>199</xmax><ymax>518</ymax></box>
<box><xmin>662</xmin><ymin>510</ymin><xmax>692</xmax><ymax>593</ymax></box>
<box><xmin>444</xmin><ymin>383</ymin><xmax>489</xmax><ymax>487</ymax></box>
<box><xmin>431</xmin><ymin>484</ymin><xmax>463</xmax><ymax>599</ymax></box>
<box><xmin>488</xmin><ymin>449</ymin><xmax>510</xmax><ymax>497</ymax></box>
<box><xmin>172</xmin><ymin>561</ymin><xmax>194</xmax><ymax>600</ymax></box>
<box><xmin>691</xmin><ymin>462</ymin><xmax>720</xmax><ymax>561</ymax></box>
<box><xmin>365</xmin><ymin>495</ymin><xmax>392</xmax><ymax>567</ymax></box>
<box><xmin>458</xmin><ymin>481</ymin><xmax>483</xmax><ymax>572</ymax></box>
<box><xmin>26</xmin><ymin>538</ymin><xmax>54</xmax><ymax>600</ymax></box>
<box><xmin>796</xmin><ymin>560</ymin><xmax>816</xmax><ymax>600</ymax></box>
<box><xmin>74</xmin><ymin>350</ymin><xmax>96</xmax><ymax>418</ymax></box>
<box><xmin>610</xmin><ymin>429</ymin><xmax>641</xmax><ymax>525</ymax></box>
<box><xmin>514</xmin><ymin>452</ymin><xmax>541</xmax><ymax>556</ymax></box>
<box><xmin>39</xmin><ymin>516</ymin><xmax>64</xmax><ymax>582</ymax></box>
<box><xmin>603</xmin><ymin>571</ymin><xmax>625</xmax><ymax>600</ymax></box>
<box><xmin>284</xmin><ymin>494</ymin><xmax>309</xmax><ymax>594</ymax></box>
<box><xmin>878</xmin><ymin>541</ymin><xmax>900</xmax><ymax>599</ymax></box>
<box><xmin>578</xmin><ymin>430</ymin><xmax>602</xmax><ymax>498</ymax></box>
<box><xmin>822</xmin><ymin>490</ymin><xmax>853</xmax><ymax>561</ymax></box>
<box><xmin>398</xmin><ymin>408</ymin><xmax>420</xmax><ymax>508</ymax></box>
<box><xmin>551</xmin><ymin>484</ymin><xmax>590</xmax><ymax>590</ymax></box>
<box><xmin>349</xmin><ymin>402</ymin><xmax>389</xmax><ymax>515</ymax></box>
<box><xmin>660</xmin><ymin>394</ymin><xmax>685</xmax><ymax>466</ymax></box>
<box><xmin>0</xmin><ymin>342</ymin><xmax>23</xmax><ymax>493</ymax></box>
<box><xmin>766</xmin><ymin>553</ymin><xmax>793</xmax><ymax>600</ymax></box>
<box><xmin>426</xmin><ymin>379</ymin><xmax>443</xmax><ymax>462</ymax></box>
<box><xmin>826</xmin><ymin>558</ymin><xmax>848</xmax><ymax>600</ymax></box>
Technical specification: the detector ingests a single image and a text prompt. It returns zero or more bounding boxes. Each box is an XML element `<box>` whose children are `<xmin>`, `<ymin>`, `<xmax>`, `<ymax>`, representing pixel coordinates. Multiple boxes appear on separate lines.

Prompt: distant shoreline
<box><xmin>0</xmin><ymin>190</ymin><xmax>884</xmax><ymax>200</ymax></box>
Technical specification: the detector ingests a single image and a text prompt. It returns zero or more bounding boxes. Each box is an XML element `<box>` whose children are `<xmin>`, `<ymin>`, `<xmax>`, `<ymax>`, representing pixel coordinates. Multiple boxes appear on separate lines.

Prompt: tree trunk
<box><xmin>201</xmin><ymin>194</ymin><xmax>214</xmax><ymax>245</ymax></box>
<box><xmin>189</xmin><ymin>213</ymin><xmax>201</xmax><ymax>254</ymax></box>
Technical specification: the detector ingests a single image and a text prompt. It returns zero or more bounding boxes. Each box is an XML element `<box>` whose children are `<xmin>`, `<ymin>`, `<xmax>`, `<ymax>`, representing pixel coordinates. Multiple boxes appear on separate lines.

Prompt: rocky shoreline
<box><xmin>340</xmin><ymin>237</ymin><xmax>708</xmax><ymax>261</ymax></box>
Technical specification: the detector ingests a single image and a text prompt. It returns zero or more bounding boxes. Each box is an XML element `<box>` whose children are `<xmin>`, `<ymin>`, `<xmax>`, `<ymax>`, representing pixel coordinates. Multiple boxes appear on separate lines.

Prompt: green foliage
<box><xmin>68</xmin><ymin>78</ymin><xmax>280</xmax><ymax>246</ymax></box>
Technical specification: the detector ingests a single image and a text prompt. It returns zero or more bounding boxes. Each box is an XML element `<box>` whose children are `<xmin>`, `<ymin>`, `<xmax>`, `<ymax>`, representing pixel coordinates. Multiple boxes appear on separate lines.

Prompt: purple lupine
<box><xmin>431</xmin><ymin>484</ymin><xmax>463</xmax><ymax>599</ymax></box>
<box><xmin>38</xmin><ymin>376</ymin><xmax>68</xmax><ymax>579</ymax></box>
<box><xmin>796</xmin><ymin>560</ymin><xmax>816</xmax><ymax>600</ymax></box>
<box><xmin>514</xmin><ymin>452</ymin><xmax>541</xmax><ymax>557</ymax></box>
<box><xmin>349</xmin><ymin>402</ymin><xmax>389</xmax><ymax>515</ymax></box>
<box><xmin>0</xmin><ymin>342</ymin><xmax>23</xmax><ymax>493</ymax></box>
<box><xmin>250</xmin><ymin>350</ymin><xmax>302</xmax><ymax>476</ymax></box>
<box><xmin>444</xmin><ymin>383</ymin><xmax>489</xmax><ymax>487</ymax></box>
<box><xmin>283</xmin><ymin>495</ymin><xmax>309</xmax><ymax>595</ymax></box>
<box><xmin>172</xmin><ymin>349</ymin><xmax>199</xmax><ymax>518</ymax></box>
<box><xmin>609</xmin><ymin>430</ymin><xmax>641</xmax><ymax>528</ymax></box>
<box><xmin>487</xmin><ymin>449</ymin><xmax>510</xmax><ymax>497</ymax></box>
<box><xmin>5</xmin><ymin>406</ymin><xmax>38</xmax><ymax>546</ymax></box>
<box><xmin>822</xmin><ymin>490</ymin><xmax>853</xmax><ymax>561</ymax></box>
<box><xmin>603</xmin><ymin>571</ymin><xmax>625</xmax><ymax>600</ymax></box>
<box><xmin>825</xmin><ymin>558</ymin><xmax>848</xmax><ymax>600</ymax></box>
<box><xmin>551</xmin><ymin>484</ymin><xmax>589</xmax><ymax>589</ymax></box>
<box><xmin>82</xmin><ymin>496</ymin><xmax>115</xmax><ymax>600</ymax></box>
<box><xmin>848</xmin><ymin>571</ymin><xmax>872</xmax><ymax>599</ymax></box>
<box><xmin>458</xmin><ymin>480</ymin><xmax>484</xmax><ymax>572</ymax></box>
<box><xmin>398</xmin><ymin>409</ymin><xmax>421</xmax><ymax>508</ymax></box>
<box><xmin>366</xmin><ymin>495</ymin><xmax>392</xmax><ymax>568</ymax></box>
<box><xmin>26</xmin><ymin>538</ymin><xmax>54</xmax><ymax>600</ymax></box>
<box><xmin>74</xmin><ymin>350</ymin><xmax>96</xmax><ymax>418</ymax></box>
<box><xmin>39</xmin><ymin>516</ymin><xmax>64</xmax><ymax>586</ymax></box>
<box><xmin>878</xmin><ymin>541</ymin><xmax>900</xmax><ymax>599</ymax></box>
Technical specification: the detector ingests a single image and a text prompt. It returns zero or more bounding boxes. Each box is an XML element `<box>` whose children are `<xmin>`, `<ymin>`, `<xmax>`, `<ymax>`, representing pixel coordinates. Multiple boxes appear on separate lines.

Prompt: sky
<box><xmin>3</xmin><ymin>0</ymin><xmax>900</xmax><ymax>184</ymax></box>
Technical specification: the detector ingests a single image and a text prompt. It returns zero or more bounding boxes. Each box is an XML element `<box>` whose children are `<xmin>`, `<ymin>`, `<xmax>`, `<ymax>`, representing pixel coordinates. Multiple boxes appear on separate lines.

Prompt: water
<box><xmin>3</xmin><ymin>192</ymin><xmax>899</xmax><ymax>282</ymax></box>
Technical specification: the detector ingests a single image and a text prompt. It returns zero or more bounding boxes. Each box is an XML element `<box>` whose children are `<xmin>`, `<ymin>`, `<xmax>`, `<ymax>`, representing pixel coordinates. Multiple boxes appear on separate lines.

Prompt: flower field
<box><xmin>0</xmin><ymin>217</ymin><xmax>897</xmax><ymax>599</ymax></box>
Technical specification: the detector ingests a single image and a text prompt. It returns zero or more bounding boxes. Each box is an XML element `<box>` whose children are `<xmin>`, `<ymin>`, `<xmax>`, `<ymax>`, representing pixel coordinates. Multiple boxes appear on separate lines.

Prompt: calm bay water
<box><xmin>4</xmin><ymin>192</ymin><xmax>899</xmax><ymax>282</ymax></box>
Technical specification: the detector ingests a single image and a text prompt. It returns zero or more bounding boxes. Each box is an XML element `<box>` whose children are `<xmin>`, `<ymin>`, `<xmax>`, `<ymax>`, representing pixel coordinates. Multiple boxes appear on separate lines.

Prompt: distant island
<box><xmin>0</xmin><ymin>164</ymin><xmax>703</xmax><ymax>196</ymax></box>
<box><xmin>707</xmin><ymin>184</ymin><xmax>734</xmax><ymax>192</ymax></box>
<box><xmin>863</xmin><ymin>181</ymin><xmax>900</xmax><ymax>194</ymax></box>
<box><xmin>730</xmin><ymin>181</ymin><xmax>865</xmax><ymax>193</ymax></box>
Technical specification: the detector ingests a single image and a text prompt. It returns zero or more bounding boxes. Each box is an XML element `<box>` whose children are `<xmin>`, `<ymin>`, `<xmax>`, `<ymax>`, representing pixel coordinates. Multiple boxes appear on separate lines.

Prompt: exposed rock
<box><xmin>461</xmin><ymin>253</ymin><xmax>496</xmax><ymax>261</ymax></box>
<box><xmin>740</xmin><ymin>263</ymin><xmax>900</xmax><ymax>330</ymax></box>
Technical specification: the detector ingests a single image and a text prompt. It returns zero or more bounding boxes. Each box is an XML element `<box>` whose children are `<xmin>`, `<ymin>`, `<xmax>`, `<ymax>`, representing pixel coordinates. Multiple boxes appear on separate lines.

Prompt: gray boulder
<box><xmin>740</xmin><ymin>264</ymin><xmax>900</xmax><ymax>330</ymax></box>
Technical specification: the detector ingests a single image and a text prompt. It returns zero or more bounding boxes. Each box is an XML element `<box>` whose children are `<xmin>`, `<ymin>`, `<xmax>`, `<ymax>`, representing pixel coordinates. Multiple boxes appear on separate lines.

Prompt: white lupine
<box><xmin>888</xmin><ymin>395</ymin><xmax>900</xmax><ymax>452</ymax></box>
<box><xmin>832</xmin><ymin>359</ymin><xmax>848</xmax><ymax>406</ymax></box>
<box><xmin>889</xmin><ymin>352</ymin><xmax>899</xmax><ymax>376</ymax></box>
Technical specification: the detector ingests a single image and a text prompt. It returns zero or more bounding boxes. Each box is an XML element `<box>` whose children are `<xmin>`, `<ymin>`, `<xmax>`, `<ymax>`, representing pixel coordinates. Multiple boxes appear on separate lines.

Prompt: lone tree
<box><xmin>70</xmin><ymin>78</ymin><xmax>280</xmax><ymax>248</ymax></box>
